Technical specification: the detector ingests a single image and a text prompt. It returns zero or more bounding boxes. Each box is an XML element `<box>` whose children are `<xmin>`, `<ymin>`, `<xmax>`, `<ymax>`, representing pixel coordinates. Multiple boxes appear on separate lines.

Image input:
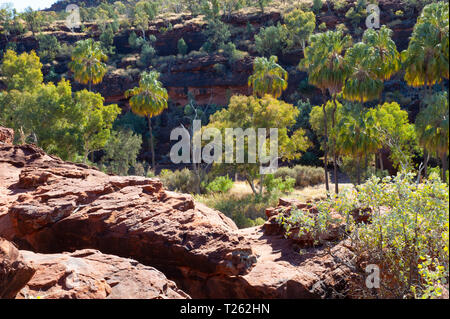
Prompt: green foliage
<box><xmin>177</xmin><ymin>38</ymin><xmax>188</xmax><ymax>55</ymax></box>
<box><xmin>21</xmin><ymin>7</ymin><xmax>45</xmax><ymax>35</ymax></box>
<box><xmin>195</xmin><ymin>191</ymin><xmax>278</xmax><ymax>228</ymax></box>
<box><xmin>415</xmin><ymin>92</ymin><xmax>449</xmax><ymax>180</ymax></box>
<box><xmin>159</xmin><ymin>168</ymin><xmax>197</xmax><ymax>193</ymax></box>
<box><xmin>101</xmin><ymin>128</ymin><xmax>143</xmax><ymax>176</ymax></box>
<box><xmin>0</xmin><ymin>55</ymin><xmax>120</xmax><ymax>162</ymax></box>
<box><xmin>367</xmin><ymin>101</ymin><xmax>417</xmax><ymax>170</ymax></box>
<box><xmin>299</xmin><ymin>30</ymin><xmax>352</xmax><ymax>97</ymax></box>
<box><xmin>402</xmin><ymin>1</ymin><xmax>449</xmax><ymax>88</ymax></box>
<box><xmin>248</xmin><ymin>56</ymin><xmax>288</xmax><ymax>98</ymax></box>
<box><xmin>205</xmin><ymin>175</ymin><xmax>234</xmax><ymax>193</ymax></box>
<box><xmin>274</xmin><ymin>165</ymin><xmax>325</xmax><ymax>188</ymax></box>
<box><xmin>326</xmin><ymin>173</ymin><xmax>449</xmax><ymax>298</ymax></box>
<box><xmin>99</xmin><ymin>25</ymin><xmax>116</xmax><ymax>55</ymax></box>
<box><xmin>276</xmin><ymin>205</ymin><xmax>336</xmax><ymax>245</ymax></box>
<box><xmin>344</xmin><ymin>0</ymin><xmax>367</xmax><ymax>29</ymax></box>
<box><xmin>343</xmin><ymin>42</ymin><xmax>383</xmax><ymax>103</ymax></box>
<box><xmin>263</xmin><ymin>174</ymin><xmax>295</xmax><ymax>194</ymax></box>
<box><xmin>283</xmin><ymin>9</ymin><xmax>316</xmax><ymax>51</ymax></box>
<box><xmin>256</xmin><ymin>0</ymin><xmax>271</xmax><ymax>13</ymax></box>
<box><xmin>125</xmin><ymin>70</ymin><xmax>168</xmax><ymax>168</ymax></box>
<box><xmin>75</xmin><ymin>89</ymin><xmax>122</xmax><ymax>161</ymax></box>
<box><xmin>254</xmin><ymin>24</ymin><xmax>287</xmax><ymax>56</ymax></box>
<box><xmin>37</xmin><ymin>34</ymin><xmax>61</xmax><ymax>63</ymax></box>
<box><xmin>69</xmin><ymin>39</ymin><xmax>108</xmax><ymax>89</ymax></box>
<box><xmin>132</xmin><ymin>0</ymin><xmax>158</xmax><ymax>39</ymax></box>
<box><xmin>138</xmin><ymin>42</ymin><xmax>156</xmax><ymax>68</ymax></box>
<box><xmin>0</xmin><ymin>50</ymin><xmax>43</xmax><ymax>92</ymax></box>
<box><xmin>312</xmin><ymin>0</ymin><xmax>323</xmax><ymax>13</ymax></box>
<box><xmin>202</xmin><ymin>19</ymin><xmax>231</xmax><ymax>52</ymax></box>
<box><xmin>206</xmin><ymin>94</ymin><xmax>309</xmax><ymax>195</ymax></box>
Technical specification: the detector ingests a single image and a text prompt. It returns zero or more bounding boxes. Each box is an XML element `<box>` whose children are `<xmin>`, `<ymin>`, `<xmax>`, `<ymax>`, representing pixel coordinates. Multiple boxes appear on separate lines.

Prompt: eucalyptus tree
<box><xmin>299</xmin><ymin>30</ymin><xmax>352</xmax><ymax>193</ymax></box>
<box><xmin>125</xmin><ymin>71</ymin><xmax>168</xmax><ymax>168</ymax></box>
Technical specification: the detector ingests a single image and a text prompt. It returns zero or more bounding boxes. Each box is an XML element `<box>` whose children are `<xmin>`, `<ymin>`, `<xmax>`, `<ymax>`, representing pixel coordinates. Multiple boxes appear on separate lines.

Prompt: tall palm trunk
<box><xmin>147</xmin><ymin>115</ymin><xmax>155</xmax><ymax>169</ymax></box>
<box><xmin>441</xmin><ymin>152</ymin><xmax>448</xmax><ymax>182</ymax></box>
<box><xmin>357</xmin><ymin>156</ymin><xmax>361</xmax><ymax>185</ymax></box>
<box><xmin>423</xmin><ymin>149</ymin><xmax>429</xmax><ymax>179</ymax></box>
<box><xmin>331</xmin><ymin>98</ymin><xmax>339</xmax><ymax>194</ymax></box>
<box><xmin>322</xmin><ymin>103</ymin><xmax>330</xmax><ymax>192</ymax></box>
<box><xmin>378</xmin><ymin>151</ymin><xmax>384</xmax><ymax>171</ymax></box>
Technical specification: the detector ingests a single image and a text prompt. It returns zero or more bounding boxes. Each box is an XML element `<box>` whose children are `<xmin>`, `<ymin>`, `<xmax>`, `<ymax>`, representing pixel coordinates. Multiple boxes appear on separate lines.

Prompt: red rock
<box><xmin>0</xmin><ymin>141</ymin><xmax>356</xmax><ymax>298</ymax></box>
<box><xmin>0</xmin><ymin>238</ymin><xmax>36</xmax><ymax>298</ymax></box>
<box><xmin>0</xmin><ymin>127</ymin><xmax>14</xmax><ymax>145</ymax></box>
<box><xmin>16</xmin><ymin>249</ymin><xmax>189</xmax><ymax>299</ymax></box>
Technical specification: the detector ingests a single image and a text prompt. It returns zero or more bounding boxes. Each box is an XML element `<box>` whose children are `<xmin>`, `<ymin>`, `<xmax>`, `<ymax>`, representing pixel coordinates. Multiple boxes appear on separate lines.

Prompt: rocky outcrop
<box><xmin>0</xmin><ymin>238</ymin><xmax>35</xmax><ymax>299</ymax></box>
<box><xmin>0</xmin><ymin>127</ymin><xmax>14</xmax><ymax>145</ymax></box>
<box><xmin>17</xmin><ymin>248</ymin><xmax>188</xmax><ymax>299</ymax></box>
<box><xmin>0</xmin><ymin>127</ymin><xmax>356</xmax><ymax>298</ymax></box>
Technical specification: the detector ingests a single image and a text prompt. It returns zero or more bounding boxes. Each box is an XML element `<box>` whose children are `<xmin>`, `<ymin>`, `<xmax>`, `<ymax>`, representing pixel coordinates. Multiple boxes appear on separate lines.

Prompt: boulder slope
<box><xmin>0</xmin><ymin>127</ymin><xmax>356</xmax><ymax>298</ymax></box>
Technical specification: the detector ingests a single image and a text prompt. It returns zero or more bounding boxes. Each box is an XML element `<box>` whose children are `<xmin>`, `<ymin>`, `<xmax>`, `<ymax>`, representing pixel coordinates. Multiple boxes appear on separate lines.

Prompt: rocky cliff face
<box><xmin>0</xmin><ymin>1</ymin><xmax>418</xmax><ymax>107</ymax></box>
<box><xmin>0</xmin><ymin>127</ymin><xmax>356</xmax><ymax>298</ymax></box>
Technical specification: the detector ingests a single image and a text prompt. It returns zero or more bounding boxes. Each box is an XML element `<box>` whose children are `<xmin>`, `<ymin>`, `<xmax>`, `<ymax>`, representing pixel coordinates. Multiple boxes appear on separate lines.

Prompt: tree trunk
<box><xmin>423</xmin><ymin>149</ymin><xmax>429</xmax><ymax>179</ymax></box>
<box><xmin>246</xmin><ymin>176</ymin><xmax>257</xmax><ymax>195</ymax></box>
<box><xmin>379</xmin><ymin>151</ymin><xmax>384</xmax><ymax>171</ymax></box>
<box><xmin>147</xmin><ymin>116</ymin><xmax>155</xmax><ymax>169</ymax></box>
<box><xmin>374</xmin><ymin>153</ymin><xmax>378</xmax><ymax>175</ymax></box>
<box><xmin>332</xmin><ymin>98</ymin><xmax>339</xmax><ymax>194</ymax></box>
<box><xmin>259</xmin><ymin>174</ymin><xmax>264</xmax><ymax>196</ymax></box>
<box><xmin>357</xmin><ymin>157</ymin><xmax>361</xmax><ymax>185</ymax></box>
<box><xmin>364</xmin><ymin>151</ymin><xmax>368</xmax><ymax>181</ymax></box>
<box><xmin>322</xmin><ymin>103</ymin><xmax>330</xmax><ymax>192</ymax></box>
<box><xmin>441</xmin><ymin>152</ymin><xmax>448</xmax><ymax>183</ymax></box>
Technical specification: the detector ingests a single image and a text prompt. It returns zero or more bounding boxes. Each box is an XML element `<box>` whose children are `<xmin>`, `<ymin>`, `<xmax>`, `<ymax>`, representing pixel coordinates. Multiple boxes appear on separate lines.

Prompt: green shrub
<box><xmin>206</xmin><ymin>175</ymin><xmax>234</xmax><ymax>194</ymax></box>
<box><xmin>318</xmin><ymin>22</ymin><xmax>327</xmax><ymax>31</ymax></box>
<box><xmin>158</xmin><ymin>168</ymin><xmax>197</xmax><ymax>193</ymax></box>
<box><xmin>312</xmin><ymin>0</ymin><xmax>323</xmax><ymax>13</ymax></box>
<box><xmin>274</xmin><ymin>165</ymin><xmax>325</xmax><ymax>188</ymax></box>
<box><xmin>195</xmin><ymin>192</ymin><xmax>279</xmax><ymax>227</ymax></box>
<box><xmin>177</xmin><ymin>38</ymin><xmax>188</xmax><ymax>55</ymax></box>
<box><xmin>325</xmin><ymin>172</ymin><xmax>449</xmax><ymax>298</ymax></box>
<box><xmin>254</xmin><ymin>24</ymin><xmax>287</xmax><ymax>56</ymax></box>
<box><xmin>263</xmin><ymin>174</ymin><xmax>295</xmax><ymax>194</ymax></box>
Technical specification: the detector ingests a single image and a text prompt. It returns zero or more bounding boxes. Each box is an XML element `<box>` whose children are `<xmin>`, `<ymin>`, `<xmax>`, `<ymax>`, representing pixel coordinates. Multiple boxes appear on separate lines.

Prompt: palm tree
<box><xmin>402</xmin><ymin>1</ymin><xmax>449</xmax><ymax>93</ymax></box>
<box><xmin>248</xmin><ymin>55</ymin><xmax>288</xmax><ymax>99</ymax></box>
<box><xmin>362</xmin><ymin>26</ymin><xmax>401</xmax><ymax>84</ymax></box>
<box><xmin>337</xmin><ymin>103</ymin><xmax>376</xmax><ymax>185</ymax></box>
<box><xmin>402</xmin><ymin>1</ymin><xmax>449</xmax><ymax>178</ymax></box>
<box><xmin>299</xmin><ymin>30</ymin><xmax>352</xmax><ymax>194</ymax></box>
<box><xmin>69</xmin><ymin>39</ymin><xmax>108</xmax><ymax>91</ymax></box>
<box><xmin>125</xmin><ymin>71</ymin><xmax>168</xmax><ymax>169</ymax></box>
<box><xmin>343</xmin><ymin>42</ymin><xmax>384</xmax><ymax>104</ymax></box>
<box><xmin>415</xmin><ymin>91</ymin><xmax>449</xmax><ymax>181</ymax></box>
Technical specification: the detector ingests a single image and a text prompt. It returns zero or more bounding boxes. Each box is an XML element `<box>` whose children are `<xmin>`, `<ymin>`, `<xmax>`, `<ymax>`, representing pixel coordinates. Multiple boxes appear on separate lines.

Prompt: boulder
<box><xmin>17</xmin><ymin>249</ymin><xmax>189</xmax><ymax>299</ymax></box>
<box><xmin>0</xmin><ymin>141</ymin><xmax>356</xmax><ymax>298</ymax></box>
<box><xmin>0</xmin><ymin>238</ymin><xmax>35</xmax><ymax>298</ymax></box>
<box><xmin>0</xmin><ymin>127</ymin><xmax>14</xmax><ymax>145</ymax></box>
